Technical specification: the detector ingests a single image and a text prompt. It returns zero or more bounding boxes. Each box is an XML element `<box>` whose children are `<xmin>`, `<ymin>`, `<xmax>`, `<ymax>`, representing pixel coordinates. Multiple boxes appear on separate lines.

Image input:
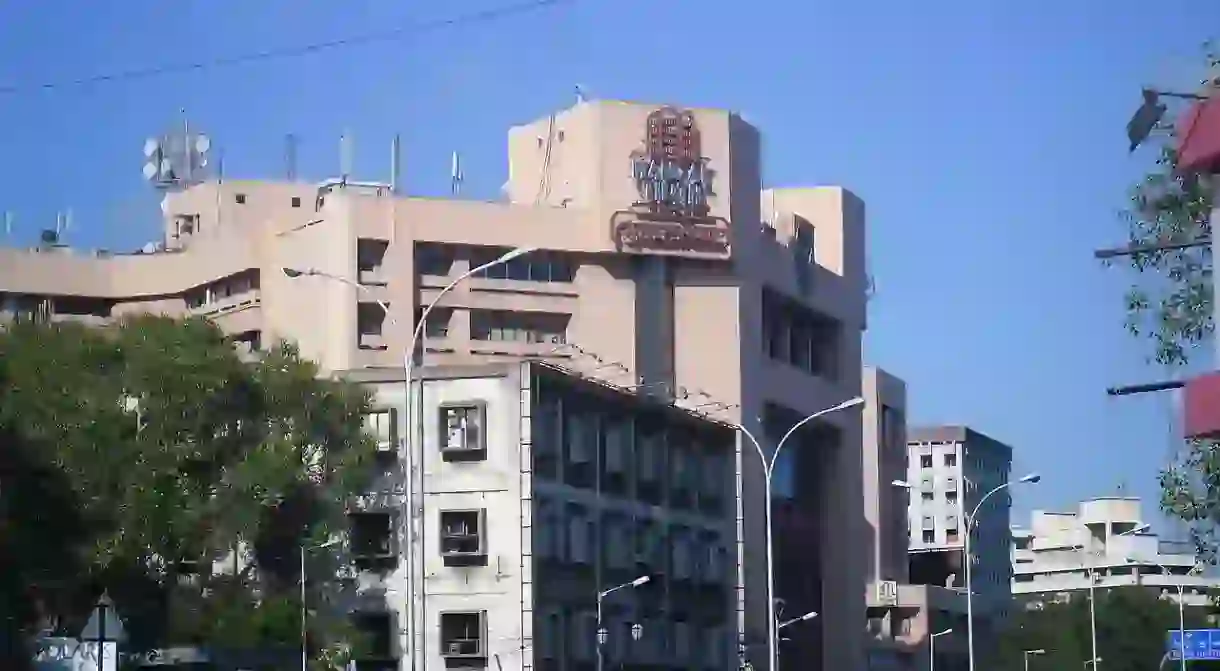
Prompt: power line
<box><xmin>0</xmin><ymin>0</ymin><xmax>570</xmax><ymax>95</ymax></box>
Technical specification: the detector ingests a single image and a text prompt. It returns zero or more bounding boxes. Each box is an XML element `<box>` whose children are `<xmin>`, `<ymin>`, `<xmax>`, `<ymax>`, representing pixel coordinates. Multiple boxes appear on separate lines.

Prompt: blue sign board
<box><xmin>1167</xmin><ymin>629</ymin><xmax>1220</xmax><ymax>660</ymax></box>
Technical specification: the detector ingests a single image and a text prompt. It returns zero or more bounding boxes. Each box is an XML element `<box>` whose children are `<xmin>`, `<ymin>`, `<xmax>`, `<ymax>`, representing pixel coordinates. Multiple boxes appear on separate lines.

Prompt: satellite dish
<box><xmin>142</xmin><ymin>163</ymin><xmax>158</xmax><ymax>180</ymax></box>
<box><xmin>195</xmin><ymin>135</ymin><xmax>211</xmax><ymax>154</ymax></box>
<box><xmin>160</xmin><ymin>196</ymin><xmax>169</xmax><ymax>213</ymax></box>
<box><xmin>143</xmin><ymin>138</ymin><xmax>160</xmax><ymax>158</ymax></box>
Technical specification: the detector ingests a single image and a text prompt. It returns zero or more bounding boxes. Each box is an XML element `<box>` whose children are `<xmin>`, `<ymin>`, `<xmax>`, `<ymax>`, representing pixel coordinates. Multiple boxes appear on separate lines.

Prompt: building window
<box><xmin>946</xmin><ymin>491</ymin><xmax>958</xmax><ymax>504</ymax></box>
<box><xmin>922</xmin><ymin>530</ymin><xmax>935</xmax><ymax>543</ymax></box>
<box><xmin>920</xmin><ymin>454</ymin><xmax>933</xmax><ymax>468</ymax></box>
<box><xmin>351</xmin><ymin>611</ymin><xmax>396</xmax><ymax>666</ymax></box>
<box><xmin>760</xmin><ymin>287</ymin><xmax>841</xmax><ymax>379</ymax></box>
<box><xmin>470</xmin><ymin>246</ymin><xmax>575</xmax><ymax>282</ymax></box>
<box><xmin>921</xmin><ymin>491</ymin><xmax>933</xmax><ymax>501</ymax></box>
<box><xmin>439</xmin><ymin>403</ymin><xmax>486</xmax><ymax>462</ymax></box>
<box><xmin>357</xmin><ymin>238</ymin><xmax>389</xmax><ymax>286</ymax></box>
<box><xmin>440</xmin><ymin>611</ymin><xmax>487</xmax><ymax>660</ymax></box>
<box><xmin>235</xmin><ymin>193</ymin><xmax>247</xmax><ymax>204</ymax></box>
<box><xmin>440</xmin><ymin>509</ymin><xmax>488</xmax><ymax>566</ymax></box>
<box><xmin>415</xmin><ymin>242</ymin><xmax>455</xmax><ymax>276</ymax></box>
<box><xmin>945</xmin><ymin>453</ymin><xmax>957</xmax><ymax>467</ymax></box>
<box><xmin>291</xmin><ymin>196</ymin><xmax>302</xmax><ymax>208</ymax></box>
<box><xmin>349</xmin><ymin>511</ymin><xmax>396</xmax><ymax>570</ymax></box>
<box><xmin>414</xmin><ymin>306</ymin><xmax>453</xmax><ymax>339</ymax></box>
<box><xmin>357</xmin><ymin>302</ymin><xmax>388</xmax><ymax>350</ymax></box>
<box><xmin>470</xmin><ymin>310</ymin><xmax>568</xmax><ymax>345</ymax></box>
<box><xmin>364</xmin><ymin>408</ymin><xmax>399</xmax><ymax>458</ymax></box>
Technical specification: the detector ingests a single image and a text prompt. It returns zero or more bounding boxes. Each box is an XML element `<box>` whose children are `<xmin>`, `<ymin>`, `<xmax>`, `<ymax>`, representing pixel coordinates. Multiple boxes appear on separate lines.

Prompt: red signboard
<box><xmin>611</xmin><ymin>107</ymin><xmax>731</xmax><ymax>259</ymax></box>
<box><xmin>1176</xmin><ymin>97</ymin><xmax>1220</xmax><ymax>174</ymax></box>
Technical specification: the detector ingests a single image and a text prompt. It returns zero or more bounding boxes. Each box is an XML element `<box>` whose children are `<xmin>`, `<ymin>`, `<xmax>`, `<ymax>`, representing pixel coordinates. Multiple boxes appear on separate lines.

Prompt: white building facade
<box><xmin>1012</xmin><ymin>497</ymin><xmax>1217</xmax><ymax>608</ymax></box>
<box><xmin>343</xmin><ymin>361</ymin><xmax>742</xmax><ymax>671</ymax></box>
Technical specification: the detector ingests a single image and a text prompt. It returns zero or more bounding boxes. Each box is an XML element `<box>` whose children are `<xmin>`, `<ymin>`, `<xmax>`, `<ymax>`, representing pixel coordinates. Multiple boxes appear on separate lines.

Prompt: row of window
<box><xmin>533</xmin><ymin>398</ymin><xmax>731</xmax><ymax>512</ymax></box>
<box><xmin>918</xmin><ymin>452</ymin><xmax>958</xmax><ymax>468</ymax></box>
<box><xmin>534</xmin><ymin>610</ymin><xmax>729</xmax><ymax>667</ymax></box>
<box><xmin>533</xmin><ymin>503</ymin><xmax>729</xmax><ymax>583</ymax></box>
<box><xmin>413</xmin><ymin>242</ymin><xmax>577</xmax><ymax>283</ymax></box>
<box><xmin>761</xmin><ymin>288</ymin><xmax>840</xmax><ymax>380</ymax></box>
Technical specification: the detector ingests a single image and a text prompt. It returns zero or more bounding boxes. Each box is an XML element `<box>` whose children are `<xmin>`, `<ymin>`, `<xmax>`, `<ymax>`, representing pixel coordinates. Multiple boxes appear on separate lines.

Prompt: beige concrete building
<box><xmin>0</xmin><ymin>100</ymin><xmax>870</xmax><ymax>669</ymax></box>
<box><xmin>860</xmin><ymin>367</ymin><xmax>967</xmax><ymax>671</ymax></box>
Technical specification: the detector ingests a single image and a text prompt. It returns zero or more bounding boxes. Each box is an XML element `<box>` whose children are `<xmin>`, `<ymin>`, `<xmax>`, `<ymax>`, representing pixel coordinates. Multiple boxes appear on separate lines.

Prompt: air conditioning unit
<box><xmin>876</xmin><ymin>580</ymin><xmax>899</xmax><ymax>606</ymax></box>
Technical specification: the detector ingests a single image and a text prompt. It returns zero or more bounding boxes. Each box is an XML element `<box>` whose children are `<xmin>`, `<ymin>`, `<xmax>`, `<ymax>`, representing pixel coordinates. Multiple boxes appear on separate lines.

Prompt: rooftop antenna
<box><xmin>285</xmin><ymin>133</ymin><xmax>298</xmax><ymax>181</ymax></box>
<box><xmin>450</xmin><ymin>151</ymin><xmax>464</xmax><ymax>197</ymax></box>
<box><xmin>142</xmin><ymin>114</ymin><xmax>211</xmax><ymax>191</ymax></box>
<box><xmin>575</xmin><ymin>84</ymin><xmax>588</xmax><ymax>104</ymax></box>
<box><xmin>390</xmin><ymin>134</ymin><xmax>401</xmax><ymax>194</ymax></box>
<box><xmin>340</xmin><ymin>130</ymin><xmax>353</xmax><ymax>183</ymax></box>
<box><xmin>2</xmin><ymin>211</ymin><xmax>12</xmax><ymax>242</ymax></box>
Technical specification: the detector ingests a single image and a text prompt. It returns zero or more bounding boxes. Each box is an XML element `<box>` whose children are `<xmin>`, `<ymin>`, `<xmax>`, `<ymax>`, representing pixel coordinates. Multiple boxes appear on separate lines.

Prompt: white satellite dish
<box><xmin>195</xmin><ymin>135</ymin><xmax>211</xmax><ymax>154</ymax></box>
<box><xmin>142</xmin><ymin>163</ymin><xmax>158</xmax><ymax>180</ymax></box>
<box><xmin>160</xmin><ymin>196</ymin><xmax>169</xmax><ymax>213</ymax></box>
<box><xmin>143</xmin><ymin>138</ymin><xmax>160</xmax><ymax>158</ymax></box>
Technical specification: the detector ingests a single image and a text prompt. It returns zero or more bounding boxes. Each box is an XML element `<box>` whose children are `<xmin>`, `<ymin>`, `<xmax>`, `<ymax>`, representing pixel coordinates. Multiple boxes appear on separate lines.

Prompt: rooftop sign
<box><xmin>611</xmin><ymin>107</ymin><xmax>730</xmax><ymax>260</ymax></box>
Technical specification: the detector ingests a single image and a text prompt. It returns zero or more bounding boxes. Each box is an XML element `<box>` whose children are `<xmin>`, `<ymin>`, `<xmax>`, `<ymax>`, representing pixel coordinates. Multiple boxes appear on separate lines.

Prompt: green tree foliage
<box><xmin>0</xmin><ymin>315</ymin><xmax>376</xmax><ymax>664</ymax></box>
<box><xmin>0</xmin><ymin>422</ymin><xmax>90</xmax><ymax>670</ymax></box>
<box><xmin>993</xmin><ymin>588</ymin><xmax>1216</xmax><ymax>671</ymax></box>
<box><xmin>1115</xmin><ymin>54</ymin><xmax>1219</xmax><ymax>367</ymax></box>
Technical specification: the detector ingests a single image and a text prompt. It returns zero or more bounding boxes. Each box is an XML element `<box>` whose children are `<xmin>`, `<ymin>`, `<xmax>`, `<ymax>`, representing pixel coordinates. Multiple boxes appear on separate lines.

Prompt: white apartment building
<box><xmin>1012</xmin><ymin>497</ymin><xmax>1218</xmax><ymax>608</ymax></box>
<box><xmin>906</xmin><ymin>426</ymin><xmax>1013</xmax><ymax>624</ymax></box>
<box><xmin>342</xmin><ymin>361</ymin><xmax>741</xmax><ymax>671</ymax></box>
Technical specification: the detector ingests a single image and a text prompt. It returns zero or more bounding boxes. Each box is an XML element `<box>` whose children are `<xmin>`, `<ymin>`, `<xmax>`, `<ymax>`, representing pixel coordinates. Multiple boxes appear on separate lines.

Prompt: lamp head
<box><xmin>630</xmin><ymin>575</ymin><xmax>651</xmax><ymax>587</ymax></box>
<box><xmin>282</xmin><ymin>267</ymin><xmax>306</xmax><ymax>278</ymax></box>
<box><xmin>891</xmin><ymin>479</ymin><xmax>912</xmax><ymax>489</ymax></box>
<box><xmin>497</xmin><ymin>247</ymin><xmax>538</xmax><ymax>263</ymax></box>
<box><xmin>1018</xmin><ymin>473</ymin><xmax>1041</xmax><ymax>484</ymax></box>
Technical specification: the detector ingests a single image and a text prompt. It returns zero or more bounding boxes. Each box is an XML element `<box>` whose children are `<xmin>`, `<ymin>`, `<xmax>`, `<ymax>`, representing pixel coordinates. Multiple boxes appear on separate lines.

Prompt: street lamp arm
<box><xmin>770</xmin><ymin>397</ymin><xmax>863</xmax><ymax>472</ymax></box>
<box><xmin>968</xmin><ymin>482</ymin><xmax>1014</xmax><ymax>526</ymax></box>
<box><xmin>283</xmin><ymin>268</ymin><xmax>391</xmax><ymax>315</ymax></box>
<box><xmin>409</xmin><ymin>249</ymin><xmax>536</xmax><ymax>357</ymax></box>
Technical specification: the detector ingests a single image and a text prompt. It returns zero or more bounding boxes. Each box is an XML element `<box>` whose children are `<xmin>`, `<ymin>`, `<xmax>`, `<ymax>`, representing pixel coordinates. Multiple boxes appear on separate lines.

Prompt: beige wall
<box><xmin>0</xmin><ymin>99</ymin><xmax>870</xmax><ymax>670</ymax></box>
<box><xmin>863</xmin><ymin>366</ymin><xmax>910</xmax><ymax>587</ymax></box>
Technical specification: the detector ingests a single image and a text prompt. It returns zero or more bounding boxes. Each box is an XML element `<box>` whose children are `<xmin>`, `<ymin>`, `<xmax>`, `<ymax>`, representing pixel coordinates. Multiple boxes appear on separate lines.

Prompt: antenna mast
<box><xmin>285</xmin><ymin>134</ymin><xmax>298</xmax><ymax>181</ymax></box>
<box><xmin>142</xmin><ymin>113</ymin><xmax>211</xmax><ymax>192</ymax></box>
<box><xmin>390</xmin><ymin>134</ymin><xmax>401</xmax><ymax>194</ymax></box>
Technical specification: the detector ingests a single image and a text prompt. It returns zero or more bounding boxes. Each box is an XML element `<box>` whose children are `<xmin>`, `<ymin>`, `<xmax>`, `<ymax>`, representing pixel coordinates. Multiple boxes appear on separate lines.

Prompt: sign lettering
<box><xmin>612</xmin><ymin>107</ymin><xmax>730</xmax><ymax>259</ymax></box>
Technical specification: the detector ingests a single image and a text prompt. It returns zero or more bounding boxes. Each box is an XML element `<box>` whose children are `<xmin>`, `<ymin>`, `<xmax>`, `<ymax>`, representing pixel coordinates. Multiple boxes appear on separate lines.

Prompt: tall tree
<box><xmin>0</xmin><ymin>421</ymin><xmax>89</xmax><ymax>671</ymax></box>
<box><xmin>993</xmin><ymin>588</ymin><xmax>1215</xmax><ymax>671</ymax></box>
<box><xmin>1114</xmin><ymin>50</ymin><xmax>1219</xmax><ymax>367</ymax></box>
<box><xmin>1111</xmin><ymin>48</ymin><xmax>1220</xmax><ymax>561</ymax></box>
<box><xmin>0</xmin><ymin>315</ymin><xmax>376</xmax><ymax>664</ymax></box>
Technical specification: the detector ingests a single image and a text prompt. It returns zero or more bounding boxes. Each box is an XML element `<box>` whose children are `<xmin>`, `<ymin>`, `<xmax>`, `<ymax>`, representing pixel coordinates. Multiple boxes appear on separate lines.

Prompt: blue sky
<box><xmin>0</xmin><ymin>1</ymin><xmax>1216</xmax><ymax>525</ymax></box>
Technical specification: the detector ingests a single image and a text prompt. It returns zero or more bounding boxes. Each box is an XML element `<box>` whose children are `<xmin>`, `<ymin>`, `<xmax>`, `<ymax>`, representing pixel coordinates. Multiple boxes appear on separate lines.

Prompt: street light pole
<box><xmin>929</xmin><ymin>628</ymin><xmax>952</xmax><ymax>671</ymax></box>
<box><xmin>1023</xmin><ymin>648</ymin><xmax>1045</xmax><ymax>671</ymax></box>
<box><xmin>1073</xmin><ymin>523</ymin><xmax>1149</xmax><ymax>671</ymax></box>
<box><xmin>734</xmin><ymin>397</ymin><xmax>865</xmax><ymax>671</ymax></box>
<box><xmin>892</xmin><ymin>473</ymin><xmax>1041</xmax><ymax>671</ymax></box>
<box><xmin>1128</xmin><ymin>557</ymin><xmax>1198</xmax><ymax>671</ymax></box>
<box><xmin>596</xmin><ymin>575</ymin><xmax>650</xmax><ymax>671</ymax></box>
<box><xmin>285</xmin><ymin>246</ymin><xmax>534</xmax><ymax>671</ymax></box>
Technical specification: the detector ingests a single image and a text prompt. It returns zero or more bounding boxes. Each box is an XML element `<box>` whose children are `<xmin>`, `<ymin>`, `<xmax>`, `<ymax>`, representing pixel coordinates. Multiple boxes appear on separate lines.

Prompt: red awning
<box><xmin>1176</xmin><ymin>96</ymin><xmax>1220</xmax><ymax>173</ymax></box>
<box><xmin>1184</xmin><ymin>372</ymin><xmax>1220</xmax><ymax>439</ymax></box>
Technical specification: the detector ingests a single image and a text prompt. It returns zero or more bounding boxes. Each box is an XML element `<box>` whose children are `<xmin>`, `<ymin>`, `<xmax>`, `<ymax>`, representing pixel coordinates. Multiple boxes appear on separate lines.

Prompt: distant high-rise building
<box><xmin>906</xmin><ymin>426</ymin><xmax>1014</xmax><ymax>628</ymax></box>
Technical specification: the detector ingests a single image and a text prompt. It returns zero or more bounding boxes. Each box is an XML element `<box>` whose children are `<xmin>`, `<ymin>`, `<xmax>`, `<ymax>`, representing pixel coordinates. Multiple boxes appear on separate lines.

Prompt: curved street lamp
<box><xmin>735</xmin><ymin>396</ymin><xmax>865</xmax><ymax>671</ymax></box>
<box><xmin>284</xmin><ymin>245</ymin><xmax>536</xmax><ymax>671</ymax></box>
<box><xmin>929</xmin><ymin>628</ymin><xmax>953</xmax><ymax>671</ymax></box>
<box><xmin>893</xmin><ymin>473</ymin><xmax>1041</xmax><ymax>671</ymax></box>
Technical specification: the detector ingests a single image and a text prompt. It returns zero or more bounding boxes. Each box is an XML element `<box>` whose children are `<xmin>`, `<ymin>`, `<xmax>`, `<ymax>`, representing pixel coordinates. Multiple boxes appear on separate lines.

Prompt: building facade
<box><xmin>1012</xmin><ymin>497</ymin><xmax>1218</xmax><ymax>608</ymax></box>
<box><xmin>0</xmin><ymin>100</ymin><xmax>871</xmax><ymax>669</ymax></box>
<box><xmin>906</xmin><ymin>426</ymin><xmax>1013</xmax><ymax>639</ymax></box>
<box><xmin>860</xmin><ymin>369</ymin><xmax>966</xmax><ymax>671</ymax></box>
<box><xmin>342</xmin><ymin>362</ymin><xmax>740</xmax><ymax>671</ymax></box>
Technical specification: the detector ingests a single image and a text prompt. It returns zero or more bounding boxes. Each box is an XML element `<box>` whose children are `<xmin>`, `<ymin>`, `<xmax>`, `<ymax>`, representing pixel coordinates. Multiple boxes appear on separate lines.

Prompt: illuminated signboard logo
<box><xmin>611</xmin><ymin>107</ymin><xmax>730</xmax><ymax>259</ymax></box>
